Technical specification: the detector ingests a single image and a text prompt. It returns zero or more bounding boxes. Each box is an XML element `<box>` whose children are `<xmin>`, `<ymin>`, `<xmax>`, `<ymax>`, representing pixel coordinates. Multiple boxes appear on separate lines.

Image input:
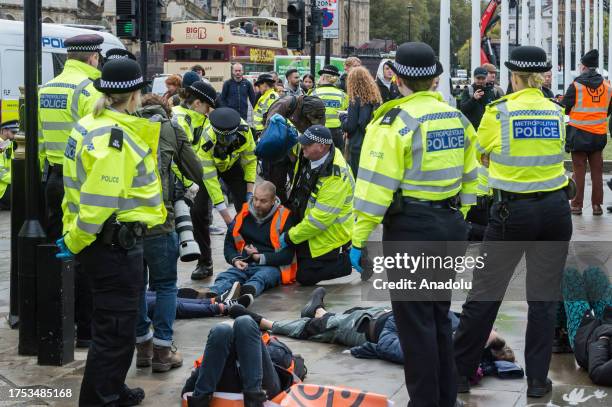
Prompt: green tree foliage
<box><xmin>370</xmin><ymin>0</ymin><xmax>483</xmax><ymax>56</ymax></box>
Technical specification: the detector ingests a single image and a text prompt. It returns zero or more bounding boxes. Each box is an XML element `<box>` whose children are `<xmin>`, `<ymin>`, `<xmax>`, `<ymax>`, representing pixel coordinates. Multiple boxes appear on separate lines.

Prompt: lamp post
<box><xmin>407</xmin><ymin>3</ymin><xmax>414</xmax><ymax>42</ymax></box>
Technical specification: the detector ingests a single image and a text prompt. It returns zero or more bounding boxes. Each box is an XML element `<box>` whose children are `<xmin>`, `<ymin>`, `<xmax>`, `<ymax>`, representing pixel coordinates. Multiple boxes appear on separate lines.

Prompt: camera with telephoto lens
<box><xmin>174</xmin><ymin>198</ymin><xmax>201</xmax><ymax>262</ymax></box>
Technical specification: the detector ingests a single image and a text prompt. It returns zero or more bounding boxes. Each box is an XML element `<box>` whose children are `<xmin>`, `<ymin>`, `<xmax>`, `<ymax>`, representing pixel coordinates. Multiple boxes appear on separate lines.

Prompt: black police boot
<box><xmin>243</xmin><ymin>391</ymin><xmax>267</xmax><ymax>407</ymax></box>
<box><xmin>187</xmin><ymin>393</ymin><xmax>213</xmax><ymax>407</ymax></box>
<box><xmin>456</xmin><ymin>374</ymin><xmax>470</xmax><ymax>394</ymax></box>
<box><xmin>527</xmin><ymin>378</ymin><xmax>552</xmax><ymax>398</ymax></box>
<box><xmin>300</xmin><ymin>287</ymin><xmax>326</xmax><ymax>318</ymax></box>
<box><xmin>191</xmin><ymin>261</ymin><xmax>213</xmax><ymax>280</ymax></box>
<box><xmin>118</xmin><ymin>385</ymin><xmax>145</xmax><ymax>406</ymax></box>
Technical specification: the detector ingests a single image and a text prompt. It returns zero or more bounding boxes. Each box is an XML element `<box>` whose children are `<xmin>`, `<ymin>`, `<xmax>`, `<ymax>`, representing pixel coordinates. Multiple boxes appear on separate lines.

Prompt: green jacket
<box><xmin>135</xmin><ymin>105</ymin><xmax>204</xmax><ymax>236</ymax></box>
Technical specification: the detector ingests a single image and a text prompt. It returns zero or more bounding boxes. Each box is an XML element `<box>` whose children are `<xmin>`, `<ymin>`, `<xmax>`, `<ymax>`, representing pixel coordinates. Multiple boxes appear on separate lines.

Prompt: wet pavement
<box><xmin>0</xmin><ymin>178</ymin><xmax>611</xmax><ymax>406</ymax></box>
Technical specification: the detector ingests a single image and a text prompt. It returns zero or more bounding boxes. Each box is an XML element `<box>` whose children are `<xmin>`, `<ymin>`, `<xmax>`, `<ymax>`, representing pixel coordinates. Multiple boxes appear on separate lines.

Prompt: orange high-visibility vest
<box><xmin>232</xmin><ymin>203</ymin><xmax>297</xmax><ymax>285</ymax></box>
<box><xmin>568</xmin><ymin>81</ymin><xmax>612</xmax><ymax>134</ymax></box>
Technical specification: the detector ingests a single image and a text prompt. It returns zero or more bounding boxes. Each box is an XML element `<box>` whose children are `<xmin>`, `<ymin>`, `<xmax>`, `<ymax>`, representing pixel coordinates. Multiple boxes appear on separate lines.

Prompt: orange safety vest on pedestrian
<box><xmin>568</xmin><ymin>81</ymin><xmax>612</xmax><ymax>134</ymax></box>
<box><xmin>232</xmin><ymin>203</ymin><xmax>297</xmax><ymax>285</ymax></box>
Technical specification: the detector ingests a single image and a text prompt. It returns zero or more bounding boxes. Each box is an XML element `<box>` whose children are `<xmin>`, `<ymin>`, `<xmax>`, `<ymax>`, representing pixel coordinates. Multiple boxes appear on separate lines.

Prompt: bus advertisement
<box><xmin>164</xmin><ymin>17</ymin><xmax>296</xmax><ymax>90</ymax></box>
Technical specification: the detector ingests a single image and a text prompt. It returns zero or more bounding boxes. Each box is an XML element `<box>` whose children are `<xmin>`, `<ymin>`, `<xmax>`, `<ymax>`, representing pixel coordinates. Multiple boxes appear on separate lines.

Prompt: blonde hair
<box><xmin>93</xmin><ymin>92</ymin><xmax>134</xmax><ymax>117</ymax></box>
<box><xmin>321</xmin><ymin>74</ymin><xmax>338</xmax><ymax>85</ymax></box>
<box><xmin>345</xmin><ymin>56</ymin><xmax>362</xmax><ymax>69</ymax></box>
<box><xmin>512</xmin><ymin>71</ymin><xmax>545</xmax><ymax>89</ymax></box>
<box><xmin>347</xmin><ymin>66</ymin><xmax>382</xmax><ymax>105</ymax></box>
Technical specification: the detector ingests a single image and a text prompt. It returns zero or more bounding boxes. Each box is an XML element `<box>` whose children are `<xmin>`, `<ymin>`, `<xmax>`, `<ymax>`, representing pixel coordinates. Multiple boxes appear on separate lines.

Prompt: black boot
<box><xmin>527</xmin><ymin>378</ymin><xmax>552</xmax><ymax>398</ymax></box>
<box><xmin>118</xmin><ymin>386</ymin><xmax>145</xmax><ymax>406</ymax></box>
<box><xmin>456</xmin><ymin>373</ymin><xmax>470</xmax><ymax>393</ymax></box>
<box><xmin>191</xmin><ymin>261</ymin><xmax>213</xmax><ymax>280</ymax></box>
<box><xmin>301</xmin><ymin>287</ymin><xmax>326</xmax><ymax>318</ymax></box>
<box><xmin>187</xmin><ymin>393</ymin><xmax>213</xmax><ymax>407</ymax></box>
<box><xmin>243</xmin><ymin>391</ymin><xmax>267</xmax><ymax>407</ymax></box>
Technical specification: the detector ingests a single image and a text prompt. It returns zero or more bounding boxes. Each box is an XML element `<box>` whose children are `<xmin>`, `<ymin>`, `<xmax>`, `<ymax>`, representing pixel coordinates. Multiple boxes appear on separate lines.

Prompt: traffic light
<box><xmin>146</xmin><ymin>0</ymin><xmax>161</xmax><ymax>42</ymax></box>
<box><xmin>116</xmin><ymin>0</ymin><xmax>137</xmax><ymax>39</ymax></box>
<box><xmin>307</xmin><ymin>7</ymin><xmax>323</xmax><ymax>44</ymax></box>
<box><xmin>287</xmin><ymin>0</ymin><xmax>305</xmax><ymax>50</ymax></box>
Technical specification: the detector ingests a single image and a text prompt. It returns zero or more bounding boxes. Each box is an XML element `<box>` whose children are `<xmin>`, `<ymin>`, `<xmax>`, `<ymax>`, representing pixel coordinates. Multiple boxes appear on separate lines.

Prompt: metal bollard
<box><xmin>8</xmin><ymin>134</ymin><xmax>25</xmax><ymax>329</ymax></box>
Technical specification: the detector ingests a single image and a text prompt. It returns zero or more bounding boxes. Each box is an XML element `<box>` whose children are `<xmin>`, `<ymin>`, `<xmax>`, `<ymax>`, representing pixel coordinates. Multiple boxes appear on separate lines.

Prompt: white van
<box><xmin>0</xmin><ymin>19</ymin><xmax>125</xmax><ymax>124</ymax></box>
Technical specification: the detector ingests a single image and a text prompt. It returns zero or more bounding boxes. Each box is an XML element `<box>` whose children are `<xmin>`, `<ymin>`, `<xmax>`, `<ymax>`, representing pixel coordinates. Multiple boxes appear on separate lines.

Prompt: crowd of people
<box><xmin>1</xmin><ymin>31</ymin><xmax>610</xmax><ymax>407</ymax></box>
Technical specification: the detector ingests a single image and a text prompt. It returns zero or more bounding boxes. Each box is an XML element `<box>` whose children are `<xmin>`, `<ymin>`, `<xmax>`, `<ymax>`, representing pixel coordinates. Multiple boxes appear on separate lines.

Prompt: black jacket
<box><xmin>224</xmin><ymin>199</ymin><xmax>295</xmax><ymax>267</ymax></box>
<box><xmin>574</xmin><ymin>306</ymin><xmax>612</xmax><ymax>386</ymax></box>
<box><xmin>460</xmin><ymin>84</ymin><xmax>496</xmax><ymax>130</ymax></box>
<box><xmin>563</xmin><ymin>70</ymin><xmax>612</xmax><ymax>152</ymax></box>
<box><xmin>219</xmin><ymin>78</ymin><xmax>256</xmax><ymax>121</ymax></box>
<box><xmin>376</xmin><ymin>78</ymin><xmax>400</xmax><ymax>103</ymax></box>
<box><xmin>341</xmin><ymin>97</ymin><xmax>377</xmax><ymax>174</ymax></box>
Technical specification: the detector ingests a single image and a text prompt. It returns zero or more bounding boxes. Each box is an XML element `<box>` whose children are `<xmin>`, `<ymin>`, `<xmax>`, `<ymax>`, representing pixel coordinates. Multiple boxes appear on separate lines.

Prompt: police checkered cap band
<box><xmin>211</xmin><ymin>124</ymin><xmax>239</xmax><ymax>136</ymax></box>
<box><xmin>67</xmin><ymin>44</ymin><xmax>102</xmax><ymax>52</ymax></box>
<box><xmin>106</xmin><ymin>54</ymin><xmax>128</xmax><ymax>60</ymax></box>
<box><xmin>508</xmin><ymin>60</ymin><xmax>549</xmax><ymax>68</ymax></box>
<box><xmin>320</xmin><ymin>69</ymin><xmax>339</xmax><ymax>76</ymax></box>
<box><xmin>99</xmin><ymin>77</ymin><xmax>144</xmax><ymax>89</ymax></box>
<box><xmin>189</xmin><ymin>85</ymin><xmax>215</xmax><ymax>106</ymax></box>
<box><xmin>392</xmin><ymin>61</ymin><xmax>437</xmax><ymax>77</ymax></box>
<box><xmin>303</xmin><ymin>129</ymin><xmax>332</xmax><ymax>144</ymax></box>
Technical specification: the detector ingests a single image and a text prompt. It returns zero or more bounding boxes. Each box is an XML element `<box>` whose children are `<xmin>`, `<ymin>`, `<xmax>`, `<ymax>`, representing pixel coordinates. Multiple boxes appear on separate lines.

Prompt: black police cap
<box><xmin>105</xmin><ymin>48</ymin><xmax>137</xmax><ymax>62</ymax></box>
<box><xmin>581</xmin><ymin>49</ymin><xmax>599</xmax><ymax>68</ymax></box>
<box><xmin>65</xmin><ymin>34</ymin><xmax>104</xmax><ymax>53</ymax></box>
<box><xmin>93</xmin><ymin>58</ymin><xmax>147</xmax><ymax>94</ymax></box>
<box><xmin>504</xmin><ymin>46</ymin><xmax>552</xmax><ymax>72</ymax></box>
<box><xmin>209</xmin><ymin>108</ymin><xmax>241</xmax><ymax>136</ymax></box>
<box><xmin>189</xmin><ymin>80</ymin><xmax>217</xmax><ymax>107</ymax></box>
<box><xmin>391</xmin><ymin>42</ymin><xmax>443</xmax><ymax>79</ymax></box>
<box><xmin>297</xmin><ymin>124</ymin><xmax>333</xmax><ymax>145</ymax></box>
<box><xmin>254</xmin><ymin>73</ymin><xmax>275</xmax><ymax>86</ymax></box>
<box><xmin>318</xmin><ymin>64</ymin><xmax>340</xmax><ymax>77</ymax></box>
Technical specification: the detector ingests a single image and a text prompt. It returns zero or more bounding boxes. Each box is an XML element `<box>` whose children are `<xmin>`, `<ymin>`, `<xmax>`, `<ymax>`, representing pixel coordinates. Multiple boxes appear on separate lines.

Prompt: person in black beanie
<box><xmin>563</xmin><ymin>49</ymin><xmax>612</xmax><ymax>216</ymax></box>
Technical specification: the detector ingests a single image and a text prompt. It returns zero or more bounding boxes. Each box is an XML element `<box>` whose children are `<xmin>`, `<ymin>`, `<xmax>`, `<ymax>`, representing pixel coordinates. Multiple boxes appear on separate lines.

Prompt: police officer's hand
<box><xmin>349</xmin><ymin>247</ymin><xmax>363</xmax><ymax>273</ymax></box>
<box><xmin>280</xmin><ymin>232</ymin><xmax>290</xmax><ymax>249</ymax></box>
<box><xmin>473</xmin><ymin>89</ymin><xmax>485</xmax><ymax>100</ymax></box>
<box><xmin>55</xmin><ymin>237</ymin><xmax>74</xmax><ymax>260</ymax></box>
<box><xmin>233</xmin><ymin>259</ymin><xmax>248</xmax><ymax>270</ymax></box>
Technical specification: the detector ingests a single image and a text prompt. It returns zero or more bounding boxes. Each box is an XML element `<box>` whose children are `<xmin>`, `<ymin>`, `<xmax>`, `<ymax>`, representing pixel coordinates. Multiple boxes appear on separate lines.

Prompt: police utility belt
<box><xmin>383</xmin><ymin>191</ymin><xmax>460</xmax><ymax>223</ymax></box>
<box><xmin>492</xmin><ymin>178</ymin><xmax>576</xmax><ymax>202</ymax></box>
<box><xmin>98</xmin><ymin>216</ymin><xmax>145</xmax><ymax>250</ymax></box>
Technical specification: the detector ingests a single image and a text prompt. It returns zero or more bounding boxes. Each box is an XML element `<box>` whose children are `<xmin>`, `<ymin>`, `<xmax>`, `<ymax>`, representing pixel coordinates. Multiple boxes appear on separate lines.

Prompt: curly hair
<box><xmin>165</xmin><ymin>74</ymin><xmax>182</xmax><ymax>88</ymax></box>
<box><xmin>347</xmin><ymin>66</ymin><xmax>382</xmax><ymax>105</ymax></box>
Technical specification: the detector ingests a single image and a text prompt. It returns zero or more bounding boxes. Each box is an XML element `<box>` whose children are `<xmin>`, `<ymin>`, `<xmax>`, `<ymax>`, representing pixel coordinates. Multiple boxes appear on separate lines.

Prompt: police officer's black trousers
<box><xmin>45</xmin><ymin>165</ymin><xmax>64</xmax><ymax>241</ymax></box>
<box><xmin>78</xmin><ymin>240</ymin><xmax>144</xmax><ymax>407</ymax></box>
<box><xmin>383</xmin><ymin>204</ymin><xmax>468</xmax><ymax>407</ymax></box>
<box><xmin>261</xmin><ymin>155</ymin><xmax>293</xmax><ymax>204</ymax></box>
<box><xmin>191</xmin><ymin>163</ymin><xmax>246</xmax><ymax>265</ymax></box>
<box><xmin>454</xmin><ymin>189</ymin><xmax>572</xmax><ymax>382</ymax></box>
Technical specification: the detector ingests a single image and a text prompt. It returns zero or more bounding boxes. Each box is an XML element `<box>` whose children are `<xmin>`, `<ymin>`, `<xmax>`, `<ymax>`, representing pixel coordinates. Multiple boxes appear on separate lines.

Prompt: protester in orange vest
<box><xmin>198</xmin><ymin>181</ymin><xmax>297</xmax><ymax>299</ymax></box>
<box><xmin>181</xmin><ymin>316</ymin><xmax>304</xmax><ymax>407</ymax></box>
<box><xmin>563</xmin><ymin>49</ymin><xmax>612</xmax><ymax>216</ymax></box>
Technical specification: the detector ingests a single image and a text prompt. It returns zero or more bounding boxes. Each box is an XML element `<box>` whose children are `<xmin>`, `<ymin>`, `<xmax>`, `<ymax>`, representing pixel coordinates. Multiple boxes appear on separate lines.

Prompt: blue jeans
<box><xmin>209</xmin><ymin>265</ymin><xmax>280</xmax><ymax>297</ymax></box>
<box><xmin>193</xmin><ymin>316</ymin><xmax>281</xmax><ymax>397</ymax></box>
<box><xmin>137</xmin><ymin>232</ymin><xmax>179</xmax><ymax>346</ymax></box>
<box><xmin>145</xmin><ymin>292</ymin><xmax>221</xmax><ymax>319</ymax></box>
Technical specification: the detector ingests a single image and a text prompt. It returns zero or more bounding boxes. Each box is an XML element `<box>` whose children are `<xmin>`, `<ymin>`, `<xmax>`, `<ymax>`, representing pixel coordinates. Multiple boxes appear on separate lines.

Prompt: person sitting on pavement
<box><xmin>228</xmin><ymin>288</ymin><xmax>519</xmax><ymax>375</ymax></box>
<box><xmin>200</xmin><ymin>181</ymin><xmax>296</xmax><ymax>299</ymax></box>
<box><xmin>145</xmin><ymin>287</ymin><xmax>253</xmax><ymax>320</ymax></box>
<box><xmin>562</xmin><ymin>266</ymin><xmax>612</xmax><ymax>385</ymax></box>
<box><xmin>180</xmin><ymin>317</ymin><xmax>305</xmax><ymax>407</ymax></box>
<box><xmin>282</xmin><ymin>125</ymin><xmax>355</xmax><ymax>286</ymax></box>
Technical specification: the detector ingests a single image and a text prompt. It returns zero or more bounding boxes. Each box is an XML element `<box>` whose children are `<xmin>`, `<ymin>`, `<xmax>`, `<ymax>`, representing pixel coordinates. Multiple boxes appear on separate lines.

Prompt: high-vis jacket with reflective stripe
<box><xmin>310</xmin><ymin>84</ymin><xmax>349</xmax><ymax>128</ymax></box>
<box><xmin>0</xmin><ymin>143</ymin><xmax>13</xmax><ymax>199</ymax></box>
<box><xmin>194</xmin><ymin>120</ymin><xmax>256</xmax><ymax>206</ymax></box>
<box><xmin>477</xmin><ymin>165</ymin><xmax>491</xmax><ymax>196</ymax></box>
<box><xmin>352</xmin><ymin>91</ymin><xmax>479</xmax><ymax>248</ymax></box>
<box><xmin>172</xmin><ymin>105</ymin><xmax>208</xmax><ymax>145</ymax></box>
<box><xmin>568</xmin><ymin>81</ymin><xmax>612</xmax><ymax>134</ymax></box>
<box><xmin>61</xmin><ymin>109</ymin><xmax>166</xmax><ymax>254</ymax></box>
<box><xmin>476</xmin><ymin>87</ymin><xmax>568</xmax><ymax>194</ymax></box>
<box><xmin>288</xmin><ymin>147</ymin><xmax>354</xmax><ymax>258</ymax></box>
<box><xmin>38</xmin><ymin>59</ymin><xmax>102</xmax><ymax>166</ymax></box>
<box><xmin>253</xmin><ymin>89</ymin><xmax>279</xmax><ymax>131</ymax></box>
